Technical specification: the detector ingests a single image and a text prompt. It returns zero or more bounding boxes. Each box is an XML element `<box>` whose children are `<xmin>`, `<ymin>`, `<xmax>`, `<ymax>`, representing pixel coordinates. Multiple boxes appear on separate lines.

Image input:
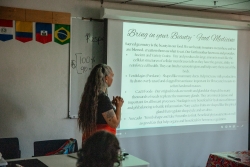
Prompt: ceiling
<box><xmin>94</xmin><ymin>0</ymin><xmax>250</xmax><ymax>16</ymax></box>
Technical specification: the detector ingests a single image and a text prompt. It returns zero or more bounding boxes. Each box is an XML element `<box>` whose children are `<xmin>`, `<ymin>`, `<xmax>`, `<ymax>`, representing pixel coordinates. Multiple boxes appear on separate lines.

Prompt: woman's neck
<box><xmin>99</xmin><ymin>88</ymin><xmax>107</xmax><ymax>94</ymax></box>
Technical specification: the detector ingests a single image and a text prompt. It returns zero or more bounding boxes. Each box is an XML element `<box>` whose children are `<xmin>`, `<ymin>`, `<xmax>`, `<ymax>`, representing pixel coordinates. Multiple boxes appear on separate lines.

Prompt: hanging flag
<box><xmin>0</xmin><ymin>19</ymin><xmax>13</xmax><ymax>41</ymax></box>
<box><xmin>36</xmin><ymin>22</ymin><xmax>52</xmax><ymax>44</ymax></box>
<box><xmin>16</xmin><ymin>21</ymin><xmax>33</xmax><ymax>43</ymax></box>
<box><xmin>54</xmin><ymin>24</ymin><xmax>70</xmax><ymax>45</ymax></box>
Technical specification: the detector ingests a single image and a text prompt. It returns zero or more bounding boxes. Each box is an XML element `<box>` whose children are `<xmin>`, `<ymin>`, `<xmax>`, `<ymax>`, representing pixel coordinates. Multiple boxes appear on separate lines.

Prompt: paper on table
<box><xmin>6</xmin><ymin>159</ymin><xmax>47</xmax><ymax>167</ymax></box>
<box><xmin>0</xmin><ymin>157</ymin><xmax>8</xmax><ymax>166</ymax></box>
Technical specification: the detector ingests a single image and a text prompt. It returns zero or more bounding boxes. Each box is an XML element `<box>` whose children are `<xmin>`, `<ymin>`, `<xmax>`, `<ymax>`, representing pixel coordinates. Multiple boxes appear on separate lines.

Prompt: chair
<box><xmin>33</xmin><ymin>138</ymin><xmax>78</xmax><ymax>157</ymax></box>
<box><xmin>0</xmin><ymin>137</ymin><xmax>21</xmax><ymax>159</ymax></box>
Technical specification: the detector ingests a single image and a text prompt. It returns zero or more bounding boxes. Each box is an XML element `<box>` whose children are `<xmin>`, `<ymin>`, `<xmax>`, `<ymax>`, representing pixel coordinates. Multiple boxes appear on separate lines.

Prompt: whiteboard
<box><xmin>69</xmin><ymin>17</ymin><xmax>104</xmax><ymax>118</ymax></box>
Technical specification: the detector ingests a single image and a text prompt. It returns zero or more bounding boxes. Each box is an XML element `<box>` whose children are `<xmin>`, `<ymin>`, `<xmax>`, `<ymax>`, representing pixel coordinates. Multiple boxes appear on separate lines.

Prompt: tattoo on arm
<box><xmin>105</xmin><ymin>109</ymin><xmax>115</xmax><ymax>122</ymax></box>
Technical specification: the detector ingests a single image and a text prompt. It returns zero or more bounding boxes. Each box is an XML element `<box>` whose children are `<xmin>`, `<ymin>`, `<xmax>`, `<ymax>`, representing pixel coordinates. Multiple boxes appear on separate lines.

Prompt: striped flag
<box><xmin>0</xmin><ymin>19</ymin><xmax>13</xmax><ymax>41</ymax></box>
<box><xmin>54</xmin><ymin>24</ymin><xmax>70</xmax><ymax>45</ymax></box>
<box><xmin>36</xmin><ymin>23</ymin><xmax>52</xmax><ymax>44</ymax></box>
<box><xmin>16</xmin><ymin>21</ymin><xmax>33</xmax><ymax>42</ymax></box>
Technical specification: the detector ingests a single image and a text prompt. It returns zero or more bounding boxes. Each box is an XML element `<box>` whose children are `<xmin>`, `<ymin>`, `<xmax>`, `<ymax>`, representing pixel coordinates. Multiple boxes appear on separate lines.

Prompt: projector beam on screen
<box><xmin>105</xmin><ymin>13</ymin><xmax>249</xmax><ymax>167</ymax></box>
<box><xmin>120</xmin><ymin>22</ymin><xmax>237</xmax><ymax>131</ymax></box>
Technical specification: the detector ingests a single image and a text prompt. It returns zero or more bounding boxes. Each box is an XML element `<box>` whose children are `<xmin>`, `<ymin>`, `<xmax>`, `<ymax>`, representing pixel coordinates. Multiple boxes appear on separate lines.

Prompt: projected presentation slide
<box><xmin>106</xmin><ymin>20</ymin><xmax>245</xmax><ymax>138</ymax></box>
<box><xmin>120</xmin><ymin>22</ymin><xmax>237</xmax><ymax>130</ymax></box>
<box><xmin>105</xmin><ymin>13</ymin><xmax>249</xmax><ymax>167</ymax></box>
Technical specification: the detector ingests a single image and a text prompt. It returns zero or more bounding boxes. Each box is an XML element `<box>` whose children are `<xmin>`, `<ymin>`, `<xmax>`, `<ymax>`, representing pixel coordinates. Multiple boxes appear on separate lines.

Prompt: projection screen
<box><xmin>104</xmin><ymin>13</ymin><xmax>249</xmax><ymax>167</ymax></box>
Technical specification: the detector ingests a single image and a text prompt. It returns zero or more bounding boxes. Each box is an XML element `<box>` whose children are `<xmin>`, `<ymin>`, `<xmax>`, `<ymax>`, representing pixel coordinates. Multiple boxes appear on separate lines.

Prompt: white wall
<box><xmin>0</xmin><ymin>0</ymin><xmax>102</xmax><ymax>158</ymax></box>
<box><xmin>0</xmin><ymin>0</ymin><xmax>249</xmax><ymax>160</ymax></box>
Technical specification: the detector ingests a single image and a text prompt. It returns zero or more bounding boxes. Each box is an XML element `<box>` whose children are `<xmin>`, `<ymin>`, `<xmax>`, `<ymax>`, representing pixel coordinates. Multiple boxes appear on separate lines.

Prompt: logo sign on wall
<box><xmin>16</xmin><ymin>21</ymin><xmax>33</xmax><ymax>43</ymax></box>
<box><xmin>0</xmin><ymin>19</ymin><xmax>13</xmax><ymax>41</ymax></box>
<box><xmin>54</xmin><ymin>24</ymin><xmax>70</xmax><ymax>45</ymax></box>
<box><xmin>36</xmin><ymin>22</ymin><xmax>52</xmax><ymax>44</ymax></box>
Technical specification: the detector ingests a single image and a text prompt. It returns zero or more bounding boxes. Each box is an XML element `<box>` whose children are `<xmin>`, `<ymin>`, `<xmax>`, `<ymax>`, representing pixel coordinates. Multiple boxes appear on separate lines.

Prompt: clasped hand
<box><xmin>112</xmin><ymin>96</ymin><xmax>124</xmax><ymax>108</ymax></box>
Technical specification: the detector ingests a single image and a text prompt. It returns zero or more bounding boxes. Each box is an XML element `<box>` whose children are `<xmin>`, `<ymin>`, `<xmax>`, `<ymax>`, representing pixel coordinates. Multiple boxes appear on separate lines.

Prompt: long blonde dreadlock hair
<box><xmin>78</xmin><ymin>64</ymin><xmax>113</xmax><ymax>138</ymax></box>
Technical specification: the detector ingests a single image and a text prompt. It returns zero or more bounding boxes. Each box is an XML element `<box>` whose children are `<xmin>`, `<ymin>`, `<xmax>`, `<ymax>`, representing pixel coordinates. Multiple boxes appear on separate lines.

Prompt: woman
<box><xmin>77</xmin><ymin>130</ymin><xmax>121</xmax><ymax>167</ymax></box>
<box><xmin>78</xmin><ymin>64</ymin><xmax>124</xmax><ymax>144</ymax></box>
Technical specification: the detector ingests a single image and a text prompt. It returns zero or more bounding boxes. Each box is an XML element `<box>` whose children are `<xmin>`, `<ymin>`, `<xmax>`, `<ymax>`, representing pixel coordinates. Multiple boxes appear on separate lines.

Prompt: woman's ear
<box><xmin>105</xmin><ymin>75</ymin><xmax>108</xmax><ymax>83</ymax></box>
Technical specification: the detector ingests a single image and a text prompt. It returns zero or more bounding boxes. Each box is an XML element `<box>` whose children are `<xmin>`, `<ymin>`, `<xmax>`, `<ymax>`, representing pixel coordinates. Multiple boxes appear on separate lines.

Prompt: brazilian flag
<box><xmin>54</xmin><ymin>24</ymin><xmax>70</xmax><ymax>45</ymax></box>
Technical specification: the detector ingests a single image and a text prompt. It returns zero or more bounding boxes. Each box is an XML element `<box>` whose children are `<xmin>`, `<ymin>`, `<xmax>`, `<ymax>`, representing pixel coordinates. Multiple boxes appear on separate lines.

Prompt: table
<box><xmin>206</xmin><ymin>151</ymin><xmax>250</xmax><ymax>167</ymax></box>
<box><xmin>7</xmin><ymin>153</ymin><xmax>149</xmax><ymax>167</ymax></box>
